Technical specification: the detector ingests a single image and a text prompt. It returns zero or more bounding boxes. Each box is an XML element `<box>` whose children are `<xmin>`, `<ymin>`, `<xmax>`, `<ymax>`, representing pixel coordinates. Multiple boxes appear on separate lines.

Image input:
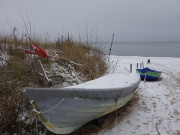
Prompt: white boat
<box><xmin>22</xmin><ymin>73</ymin><xmax>140</xmax><ymax>134</ymax></box>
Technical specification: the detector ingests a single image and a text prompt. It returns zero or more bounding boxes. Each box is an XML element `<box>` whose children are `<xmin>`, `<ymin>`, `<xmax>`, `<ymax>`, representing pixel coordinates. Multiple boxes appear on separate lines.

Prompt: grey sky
<box><xmin>0</xmin><ymin>0</ymin><xmax>180</xmax><ymax>41</ymax></box>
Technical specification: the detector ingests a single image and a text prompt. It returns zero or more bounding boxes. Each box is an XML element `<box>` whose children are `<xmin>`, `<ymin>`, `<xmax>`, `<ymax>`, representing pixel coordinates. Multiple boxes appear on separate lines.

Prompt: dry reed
<box><xmin>0</xmin><ymin>34</ymin><xmax>107</xmax><ymax>134</ymax></box>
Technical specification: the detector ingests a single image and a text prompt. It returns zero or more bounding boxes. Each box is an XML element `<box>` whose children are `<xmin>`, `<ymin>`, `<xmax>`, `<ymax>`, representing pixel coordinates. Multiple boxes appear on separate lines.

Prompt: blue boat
<box><xmin>136</xmin><ymin>67</ymin><xmax>162</xmax><ymax>81</ymax></box>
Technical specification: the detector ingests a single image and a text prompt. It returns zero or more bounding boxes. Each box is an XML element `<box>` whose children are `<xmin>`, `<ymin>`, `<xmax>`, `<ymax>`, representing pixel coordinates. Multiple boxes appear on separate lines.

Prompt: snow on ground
<box><xmin>100</xmin><ymin>56</ymin><xmax>180</xmax><ymax>135</ymax></box>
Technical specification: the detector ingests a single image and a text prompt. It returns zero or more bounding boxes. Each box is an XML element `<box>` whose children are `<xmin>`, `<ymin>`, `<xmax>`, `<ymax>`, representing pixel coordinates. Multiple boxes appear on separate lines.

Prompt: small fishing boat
<box><xmin>136</xmin><ymin>67</ymin><xmax>162</xmax><ymax>81</ymax></box>
<box><xmin>22</xmin><ymin>73</ymin><xmax>140</xmax><ymax>134</ymax></box>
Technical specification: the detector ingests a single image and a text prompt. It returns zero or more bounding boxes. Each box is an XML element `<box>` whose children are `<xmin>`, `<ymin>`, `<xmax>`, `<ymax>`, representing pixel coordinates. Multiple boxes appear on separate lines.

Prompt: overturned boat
<box><xmin>136</xmin><ymin>67</ymin><xmax>162</xmax><ymax>81</ymax></box>
<box><xmin>22</xmin><ymin>73</ymin><xmax>140</xmax><ymax>134</ymax></box>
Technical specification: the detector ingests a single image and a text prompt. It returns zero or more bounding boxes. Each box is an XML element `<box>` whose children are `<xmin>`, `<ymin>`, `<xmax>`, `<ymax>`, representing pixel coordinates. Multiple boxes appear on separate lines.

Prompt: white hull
<box><xmin>33</xmin><ymin>93</ymin><xmax>134</xmax><ymax>134</ymax></box>
<box><xmin>23</xmin><ymin>73</ymin><xmax>140</xmax><ymax>134</ymax></box>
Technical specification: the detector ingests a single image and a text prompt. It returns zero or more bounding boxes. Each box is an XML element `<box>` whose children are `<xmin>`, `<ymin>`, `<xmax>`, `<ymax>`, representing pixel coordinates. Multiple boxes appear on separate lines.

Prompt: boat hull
<box><xmin>33</xmin><ymin>93</ymin><xmax>135</xmax><ymax>134</ymax></box>
<box><xmin>136</xmin><ymin>68</ymin><xmax>161</xmax><ymax>81</ymax></box>
<box><xmin>22</xmin><ymin>73</ymin><xmax>140</xmax><ymax>134</ymax></box>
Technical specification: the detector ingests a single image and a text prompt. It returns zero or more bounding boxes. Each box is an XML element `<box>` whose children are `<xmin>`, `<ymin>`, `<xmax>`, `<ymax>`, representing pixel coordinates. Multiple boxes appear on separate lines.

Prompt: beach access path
<box><xmin>99</xmin><ymin>56</ymin><xmax>180</xmax><ymax>135</ymax></box>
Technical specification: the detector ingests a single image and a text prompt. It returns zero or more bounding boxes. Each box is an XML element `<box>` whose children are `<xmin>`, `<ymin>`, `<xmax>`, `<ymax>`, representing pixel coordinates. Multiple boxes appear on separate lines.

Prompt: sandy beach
<box><xmin>99</xmin><ymin>56</ymin><xmax>180</xmax><ymax>135</ymax></box>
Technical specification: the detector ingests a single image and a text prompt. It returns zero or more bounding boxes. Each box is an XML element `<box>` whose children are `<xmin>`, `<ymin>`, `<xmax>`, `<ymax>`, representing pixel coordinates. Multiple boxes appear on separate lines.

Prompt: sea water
<box><xmin>95</xmin><ymin>41</ymin><xmax>180</xmax><ymax>58</ymax></box>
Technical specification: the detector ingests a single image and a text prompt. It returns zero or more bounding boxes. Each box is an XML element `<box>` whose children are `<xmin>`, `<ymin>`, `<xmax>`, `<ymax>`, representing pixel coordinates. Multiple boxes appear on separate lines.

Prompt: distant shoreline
<box><xmin>94</xmin><ymin>41</ymin><xmax>180</xmax><ymax>58</ymax></box>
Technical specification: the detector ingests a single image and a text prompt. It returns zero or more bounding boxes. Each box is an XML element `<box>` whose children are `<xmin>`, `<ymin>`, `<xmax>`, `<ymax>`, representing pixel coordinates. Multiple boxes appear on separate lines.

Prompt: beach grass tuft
<box><xmin>0</xmin><ymin>33</ymin><xmax>107</xmax><ymax>134</ymax></box>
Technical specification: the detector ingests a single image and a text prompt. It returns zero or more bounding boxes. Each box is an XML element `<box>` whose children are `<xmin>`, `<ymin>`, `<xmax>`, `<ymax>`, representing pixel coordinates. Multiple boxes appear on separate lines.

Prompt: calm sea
<box><xmin>95</xmin><ymin>41</ymin><xmax>180</xmax><ymax>58</ymax></box>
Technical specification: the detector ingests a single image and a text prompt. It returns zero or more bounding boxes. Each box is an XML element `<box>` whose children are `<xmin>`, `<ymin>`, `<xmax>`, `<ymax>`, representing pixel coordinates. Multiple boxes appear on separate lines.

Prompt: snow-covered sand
<box><xmin>100</xmin><ymin>56</ymin><xmax>180</xmax><ymax>135</ymax></box>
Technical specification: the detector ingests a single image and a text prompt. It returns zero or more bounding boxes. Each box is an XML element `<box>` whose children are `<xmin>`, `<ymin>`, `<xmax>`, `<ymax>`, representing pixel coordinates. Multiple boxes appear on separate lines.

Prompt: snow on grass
<box><xmin>100</xmin><ymin>56</ymin><xmax>180</xmax><ymax>135</ymax></box>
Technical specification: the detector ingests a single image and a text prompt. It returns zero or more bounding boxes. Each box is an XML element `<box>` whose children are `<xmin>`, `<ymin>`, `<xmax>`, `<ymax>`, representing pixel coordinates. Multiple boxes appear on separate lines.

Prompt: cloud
<box><xmin>0</xmin><ymin>0</ymin><xmax>180</xmax><ymax>41</ymax></box>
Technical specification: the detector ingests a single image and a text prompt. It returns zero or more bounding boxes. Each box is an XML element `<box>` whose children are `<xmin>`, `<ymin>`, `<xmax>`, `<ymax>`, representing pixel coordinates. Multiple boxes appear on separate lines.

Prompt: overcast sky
<box><xmin>0</xmin><ymin>0</ymin><xmax>180</xmax><ymax>41</ymax></box>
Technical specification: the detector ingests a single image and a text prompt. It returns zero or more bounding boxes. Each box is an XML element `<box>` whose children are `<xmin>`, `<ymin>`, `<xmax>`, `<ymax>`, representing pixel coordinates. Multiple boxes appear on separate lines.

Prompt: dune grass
<box><xmin>0</xmin><ymin>34</ymin><xmax>107</xmax><ymax>134</ymax></box>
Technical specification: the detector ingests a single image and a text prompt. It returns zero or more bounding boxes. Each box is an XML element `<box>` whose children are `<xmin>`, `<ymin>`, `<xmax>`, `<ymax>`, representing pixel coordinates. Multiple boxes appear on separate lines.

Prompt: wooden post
<box><xmin>130</xmin><ymin>64</ymin><xmax>132</xmax><ymax>73</ymax></box>
<box><xmin>137</xmin><ymin>63</ymin><xmax>139</xmax><ymax>69</ymax></box>
<box><xmin>108</xmin><ymin>33</ymin><xmax>115</xmax><ymax>58</ymax></box>
<box><xmin>142</xmin><ymin>62</ymin><xmax>144</xmax><ymax>68</ymax></box>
